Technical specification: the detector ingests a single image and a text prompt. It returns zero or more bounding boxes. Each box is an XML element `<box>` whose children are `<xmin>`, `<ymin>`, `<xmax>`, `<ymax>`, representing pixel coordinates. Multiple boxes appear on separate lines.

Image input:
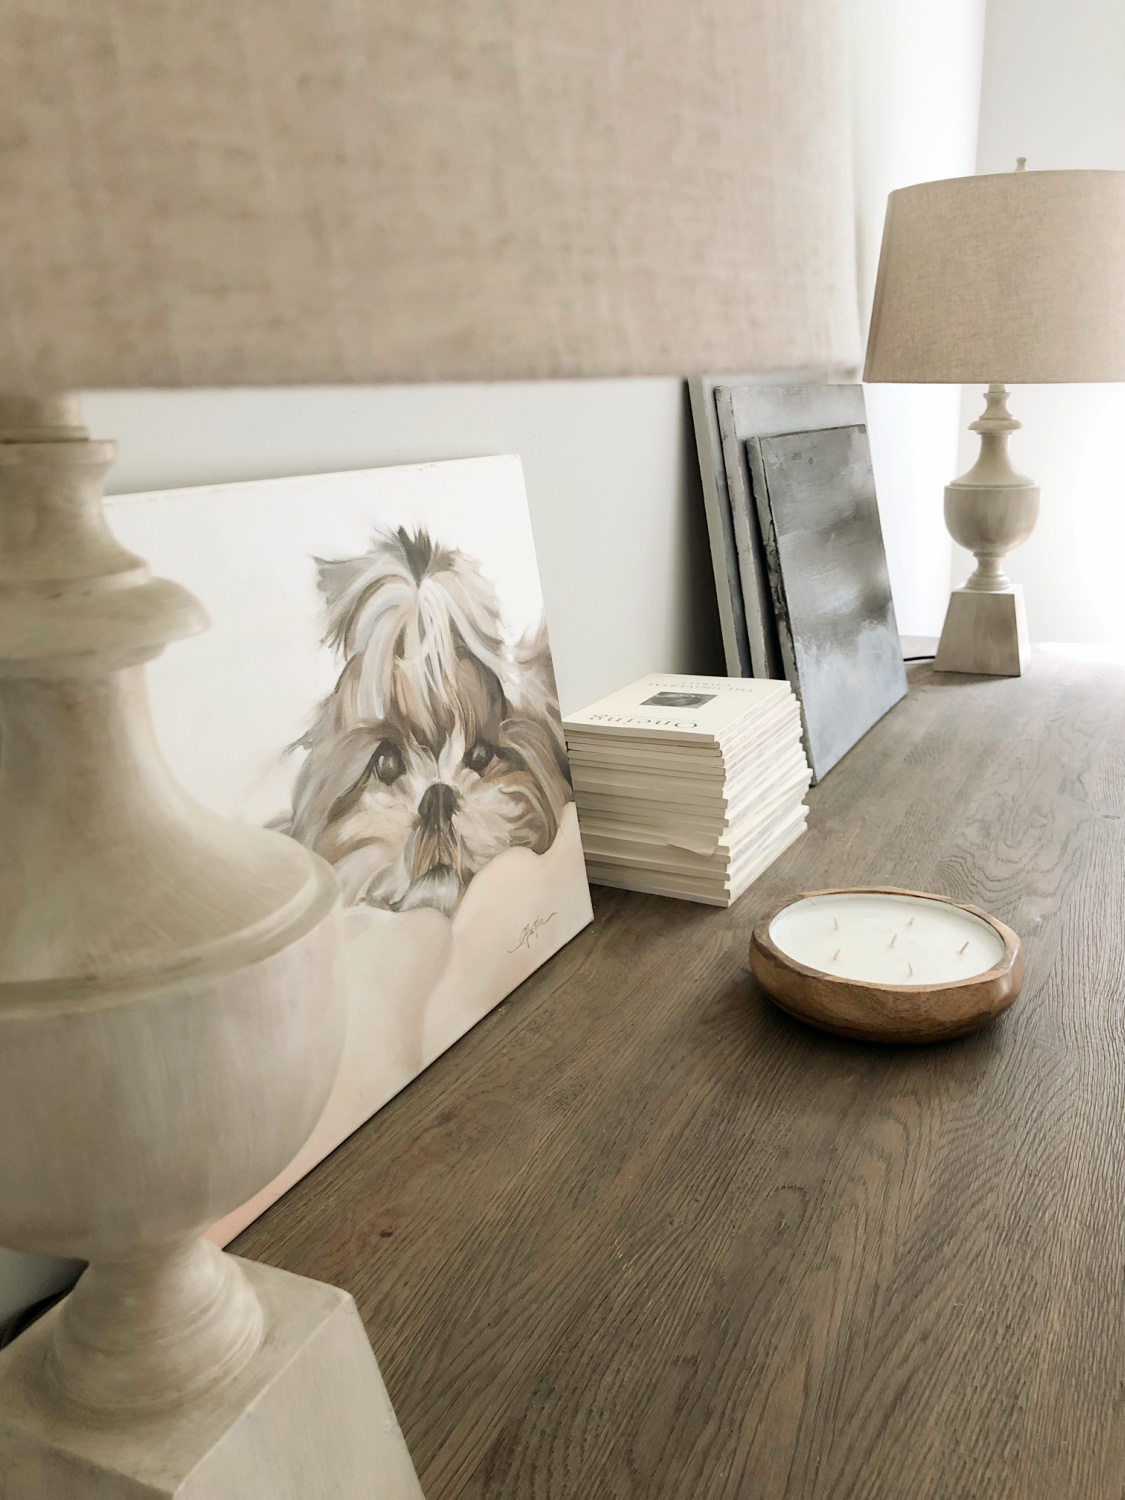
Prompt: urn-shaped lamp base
<box><xmin>0</xmin><ymin>395</ymin><xmax>424</xmax><ymax>1497</ymax></box>
<box><xmin>934</xmin><ymin>384</ymin><xmax>1039</xmax><ymax>677</ymax></box>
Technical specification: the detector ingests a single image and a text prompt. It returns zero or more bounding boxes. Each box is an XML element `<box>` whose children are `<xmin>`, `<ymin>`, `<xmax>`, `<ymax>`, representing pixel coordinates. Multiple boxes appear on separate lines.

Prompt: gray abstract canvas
<box><xmin>747</xmin><ymin>424</ymin><xmax>906</xmax><ymax>780</ymax></box>
<box><xmin>691</xmin><ymin>380</ymin><xmax>867</xmax><ymax>680</ymax></box>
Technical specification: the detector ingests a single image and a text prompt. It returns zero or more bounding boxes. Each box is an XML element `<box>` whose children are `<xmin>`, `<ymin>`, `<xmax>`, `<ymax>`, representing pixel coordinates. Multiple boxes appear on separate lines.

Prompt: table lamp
<box><xmin>864</xmin><ymin>164</ymin><xmax>1125</xmax><ymax>676</ymax></box>
<box><xmin>0</xmin><ymin>1</ymin><xmax>860</xmax><ymax>1495</ymax></box>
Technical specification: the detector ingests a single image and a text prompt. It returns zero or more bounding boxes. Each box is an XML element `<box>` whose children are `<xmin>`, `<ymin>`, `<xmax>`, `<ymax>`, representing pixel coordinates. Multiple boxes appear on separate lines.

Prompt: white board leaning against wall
<box><xmin>108</xmin><ymin>455</ymin><xmax>593</xmax><ymax>1242</ymax></box>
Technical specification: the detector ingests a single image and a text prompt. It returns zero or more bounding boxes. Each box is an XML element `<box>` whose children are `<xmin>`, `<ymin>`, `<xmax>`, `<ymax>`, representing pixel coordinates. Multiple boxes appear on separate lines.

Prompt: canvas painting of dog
<box><xmin>107</xmin><ymin>456</ymin><xmax>593</xmax><ymax>1241</ymax></box>
<box><xmin>288</xmin><ymin>525</ymin><xmax>574</xmax><ymax>917</ymax></box>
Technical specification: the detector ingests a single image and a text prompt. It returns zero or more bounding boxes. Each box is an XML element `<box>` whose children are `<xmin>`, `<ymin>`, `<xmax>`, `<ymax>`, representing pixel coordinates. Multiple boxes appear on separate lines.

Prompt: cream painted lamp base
<box><xmin>933</xmin><ymin>384</ymin><xmax>1039</xmax><ymax>678</ymax></box>
<box><xmin>934</xmin><ymin>583</ymin><xmax>1030</xmax><ymax>677</ymax></box>
<box><xmin>0</xmin><ymin>1259</ymin><xmax>423</xmax><ymax>1500</ymax></box>
<box><xmin>0</xmin><ymin>395</ymin><xmax>424</xmax><ymax>1500</ymax></box>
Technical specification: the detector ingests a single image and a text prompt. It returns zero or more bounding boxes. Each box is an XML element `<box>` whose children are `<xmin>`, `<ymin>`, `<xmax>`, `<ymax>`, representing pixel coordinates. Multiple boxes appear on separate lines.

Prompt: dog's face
<box><xmin>307</xmin><ymin>666</ymin><xmax>563</xmax><ymax>917</ymax></box>
<box><xmin>288</xmin><ymin>528</ymin><xmax>572</xmax><ymax>917</ymax></box>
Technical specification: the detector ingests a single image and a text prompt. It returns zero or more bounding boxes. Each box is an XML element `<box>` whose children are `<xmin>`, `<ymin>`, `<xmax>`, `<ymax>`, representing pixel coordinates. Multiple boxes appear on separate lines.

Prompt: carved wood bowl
<box><xmin>749</xmin><ymin>887</ymin><xmax>1024</xmax><ymax>1043</ymax></box>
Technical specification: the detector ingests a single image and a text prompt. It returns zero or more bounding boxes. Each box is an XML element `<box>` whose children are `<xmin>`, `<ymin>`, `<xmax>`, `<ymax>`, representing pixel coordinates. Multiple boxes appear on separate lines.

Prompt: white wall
<box><xmin>84</xmin><ymin>381</ymin><xmax>724</xmax><ymax>717</ymax></box>
<box><xmin>956</xmin><ymin>0</ymin><xmax>1125</xmax><ymax>642</ymax></box>
<box><xmin>850</xmin><ymin>0</ymin><xmax>986</xmax><ymax>637</ymax></box>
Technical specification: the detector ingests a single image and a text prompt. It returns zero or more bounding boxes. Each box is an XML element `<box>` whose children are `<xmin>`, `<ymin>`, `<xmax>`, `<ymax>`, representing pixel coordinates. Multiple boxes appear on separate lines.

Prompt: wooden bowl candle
<box><xmin>749</xmin><ymin>888</ymin><xmax>1024</xmax><ymax>1043</ymax></box>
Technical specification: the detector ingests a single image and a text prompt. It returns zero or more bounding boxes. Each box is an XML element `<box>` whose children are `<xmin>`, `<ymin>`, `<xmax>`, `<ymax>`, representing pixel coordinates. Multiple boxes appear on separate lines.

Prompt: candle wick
<box><xmin>833</xmin><ymin>917</ymin><xmax>839</xmax><ymax>932</ymax></box>
<box><xmin>958</xmin><ymin>940</ymin><xmax>969</xmax><ymax>955</ymax></box>
<box><xmin>888</xmin><ymin>933</ymin><xmax>897</xmax><ymax>948</ymax></box>
<box><xmin>907</xmin><ymin>916</ymin><xmax>915</xmax><ymax>927</ymax></box>
<box><xmin>832</xmin><ymin>949</ymin><xmax>840</xmax><ymax>962</ymax></box>
<box><xmin>908</xmin><ymin>962</ymin><xmax>913</xmax><ymax>977</ymax></box>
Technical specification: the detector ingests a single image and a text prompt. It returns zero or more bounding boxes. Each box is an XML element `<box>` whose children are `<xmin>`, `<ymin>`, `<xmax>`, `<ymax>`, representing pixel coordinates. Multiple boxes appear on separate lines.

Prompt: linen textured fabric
<box><xmin>1</xmin><ymin>0</ymin><xmax>860</xmax><ymax>389</ymax></box>
<box><xmin>864</xmin><ymin>169</ymin><xmax>1125</xmax><ymax>384</ymax></box>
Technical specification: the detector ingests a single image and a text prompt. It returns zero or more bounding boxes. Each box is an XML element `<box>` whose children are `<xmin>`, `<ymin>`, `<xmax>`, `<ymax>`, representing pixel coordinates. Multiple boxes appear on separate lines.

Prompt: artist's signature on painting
<box><xmin>508</xmin><ymin>912</ymin><xmax>557</xmax><ymax>953</ymax></box>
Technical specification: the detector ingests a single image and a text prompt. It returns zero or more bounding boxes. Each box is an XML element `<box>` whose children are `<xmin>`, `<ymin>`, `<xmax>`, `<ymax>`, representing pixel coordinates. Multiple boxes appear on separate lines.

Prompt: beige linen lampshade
<box><xmin>0</xmin><ymin>0</ymin><xmax>861</xmax><ymax>391</ymax></box>
<box><xmin>865</xmin><ymin>168</ymin><xmax>1125</xmax><ymax>384</ymax></box>
<box><xmin>864</xmin><ymin>165</ymin><xmax>1125</xmax><ymax>679</ymax></box>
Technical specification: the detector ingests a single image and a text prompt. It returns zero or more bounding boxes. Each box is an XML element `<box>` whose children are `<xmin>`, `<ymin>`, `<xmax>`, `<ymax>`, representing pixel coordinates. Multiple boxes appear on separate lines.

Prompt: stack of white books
<box><xmin>563</xmin><ymin>672</ymin><xmax>811</xmax><ymax>906</ymax></box>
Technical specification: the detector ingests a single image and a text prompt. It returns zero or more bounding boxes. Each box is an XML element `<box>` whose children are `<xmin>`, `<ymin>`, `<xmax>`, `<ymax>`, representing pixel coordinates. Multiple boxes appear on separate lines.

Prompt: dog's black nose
<box><xmin>418</xmin><ymin>781</ymin><xmax>458</xmax><ymax>829</ymax></box>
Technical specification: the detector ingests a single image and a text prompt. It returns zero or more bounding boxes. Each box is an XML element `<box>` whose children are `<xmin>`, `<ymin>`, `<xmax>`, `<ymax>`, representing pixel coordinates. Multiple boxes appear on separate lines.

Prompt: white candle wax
<box><xmin>769</xmin><ymin>892</ymin><xmax>1005</xmax><ymax>986</ymax></box>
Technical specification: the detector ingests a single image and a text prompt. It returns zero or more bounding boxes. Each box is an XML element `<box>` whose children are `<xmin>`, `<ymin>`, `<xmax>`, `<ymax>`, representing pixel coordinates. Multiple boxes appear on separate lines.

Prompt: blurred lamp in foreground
<box><xmin>865</xmin><ymin>163</ymin><xmax>1125</xmax><ymax>676</ymax></box>
<box><xmin>0</xmin><ymin>1</ymin><xmax>859</xmax><ymax>1495</ymax></box>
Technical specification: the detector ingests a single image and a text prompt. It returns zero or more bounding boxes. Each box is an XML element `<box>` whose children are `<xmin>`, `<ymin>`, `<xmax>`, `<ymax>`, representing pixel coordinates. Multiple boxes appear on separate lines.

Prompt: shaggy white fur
<box><xmin>287</xmin><ymin>527</ymin><xmax>572</xmax><ymax>916</ymax></box>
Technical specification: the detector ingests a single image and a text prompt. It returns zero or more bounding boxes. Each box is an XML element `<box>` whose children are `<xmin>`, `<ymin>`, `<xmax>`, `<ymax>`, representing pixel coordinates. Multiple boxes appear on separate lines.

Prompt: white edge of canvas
<box><xmin>688</xmin><ymin>377</ymin><xmax>753</xmax><ymax>679</ymax></box>
<box><xmin>714</xmin><ymin>387</ymin><xmax>784</xmax><ymax>682</ymax></box>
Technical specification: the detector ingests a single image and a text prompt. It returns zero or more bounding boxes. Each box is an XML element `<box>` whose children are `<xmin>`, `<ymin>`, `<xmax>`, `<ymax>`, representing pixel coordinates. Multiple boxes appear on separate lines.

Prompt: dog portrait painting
<box><xmin>107</xmin><ymin>456</ymin><xmax>593</xmax><ymax>1242</ymax></box>
<box><xmin>286</xmin><ymin>526</ymin><xmax>574</xmax><ymax>918</ymax></box>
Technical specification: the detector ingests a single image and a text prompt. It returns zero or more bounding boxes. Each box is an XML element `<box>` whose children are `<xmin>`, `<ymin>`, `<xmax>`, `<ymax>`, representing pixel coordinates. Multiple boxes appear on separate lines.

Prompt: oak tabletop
<box><xmin>235</xmin><ymin>651</ymin><xmax>1125</xmax><ymax>1500</ymax></box>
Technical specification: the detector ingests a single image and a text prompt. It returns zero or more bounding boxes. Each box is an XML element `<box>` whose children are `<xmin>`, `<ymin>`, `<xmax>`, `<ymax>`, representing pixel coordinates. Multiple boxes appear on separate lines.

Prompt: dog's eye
<box><xmin>368</xmin><ymin>740</ymin><xmax>405</xmax><ymax>785</ymax></box>
<box><xmin>463</xmin><ymin>738</ymin><xmax>495</xmax><ymax>775</ymax></box>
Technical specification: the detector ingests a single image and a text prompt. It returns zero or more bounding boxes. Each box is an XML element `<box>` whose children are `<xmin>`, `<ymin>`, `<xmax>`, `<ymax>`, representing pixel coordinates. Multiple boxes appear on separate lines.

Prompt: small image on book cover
<box><xmin>641</xmin><ymin>691</ymin><xmax>716</xmax><ymax>708</ymax></box>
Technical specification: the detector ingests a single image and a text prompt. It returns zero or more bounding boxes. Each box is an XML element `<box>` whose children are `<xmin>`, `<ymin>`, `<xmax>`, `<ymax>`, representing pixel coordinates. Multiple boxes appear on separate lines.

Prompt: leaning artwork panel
<box><xmin>108</xmin><ymin>455</ymin><xmax>593</xmax><ymax>1241</ymax></box>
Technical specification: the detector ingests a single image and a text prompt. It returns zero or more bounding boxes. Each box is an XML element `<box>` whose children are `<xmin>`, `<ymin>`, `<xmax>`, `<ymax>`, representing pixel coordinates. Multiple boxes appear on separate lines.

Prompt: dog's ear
<box><xmin>314</xmin><ymin>555</ymin><xmax>372</xmax><ymax>610</ymax></box>
<box><xmin>313</xmin><ymin>540</ymin><xmax>419</xmax><ymax>685</ymax></box>
<box><xmin>289</xmin><ymin>727</ymin><xmax>384</xmax><ymax>849</ymax></box>
<box><xmin>498</xmin><ymin>715</ymin><xmax>573</xmax><ymax>824</ymax></box>
<box><xmin>313</xmin><ymin>555</ymin><xmax>388</xmax><ymax>657</ymax></box>
<box><xmin>504</xmin><ymin>613</ymin><xmax>562</xmax><ymax>718</ymax></box>
<box><xmin>453</xmin><ymin>655</ymin><xmax>507</xmax><ymax>745</ymax></box>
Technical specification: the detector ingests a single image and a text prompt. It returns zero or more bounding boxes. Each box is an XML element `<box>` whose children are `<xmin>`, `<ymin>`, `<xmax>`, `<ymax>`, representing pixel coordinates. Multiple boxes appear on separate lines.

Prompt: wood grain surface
<box><xmin>235</xmin><ymin>653</ymin><xmax>1125</xmax><ymax>1500</ymax></box>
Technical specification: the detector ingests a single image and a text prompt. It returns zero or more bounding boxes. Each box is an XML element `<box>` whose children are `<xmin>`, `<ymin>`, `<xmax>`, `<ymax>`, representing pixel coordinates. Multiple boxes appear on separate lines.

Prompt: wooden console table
<box><xmin>236</xmin><ymin>652</ymin><xmax>1125</xmax><ymax>1499</ymax></box>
